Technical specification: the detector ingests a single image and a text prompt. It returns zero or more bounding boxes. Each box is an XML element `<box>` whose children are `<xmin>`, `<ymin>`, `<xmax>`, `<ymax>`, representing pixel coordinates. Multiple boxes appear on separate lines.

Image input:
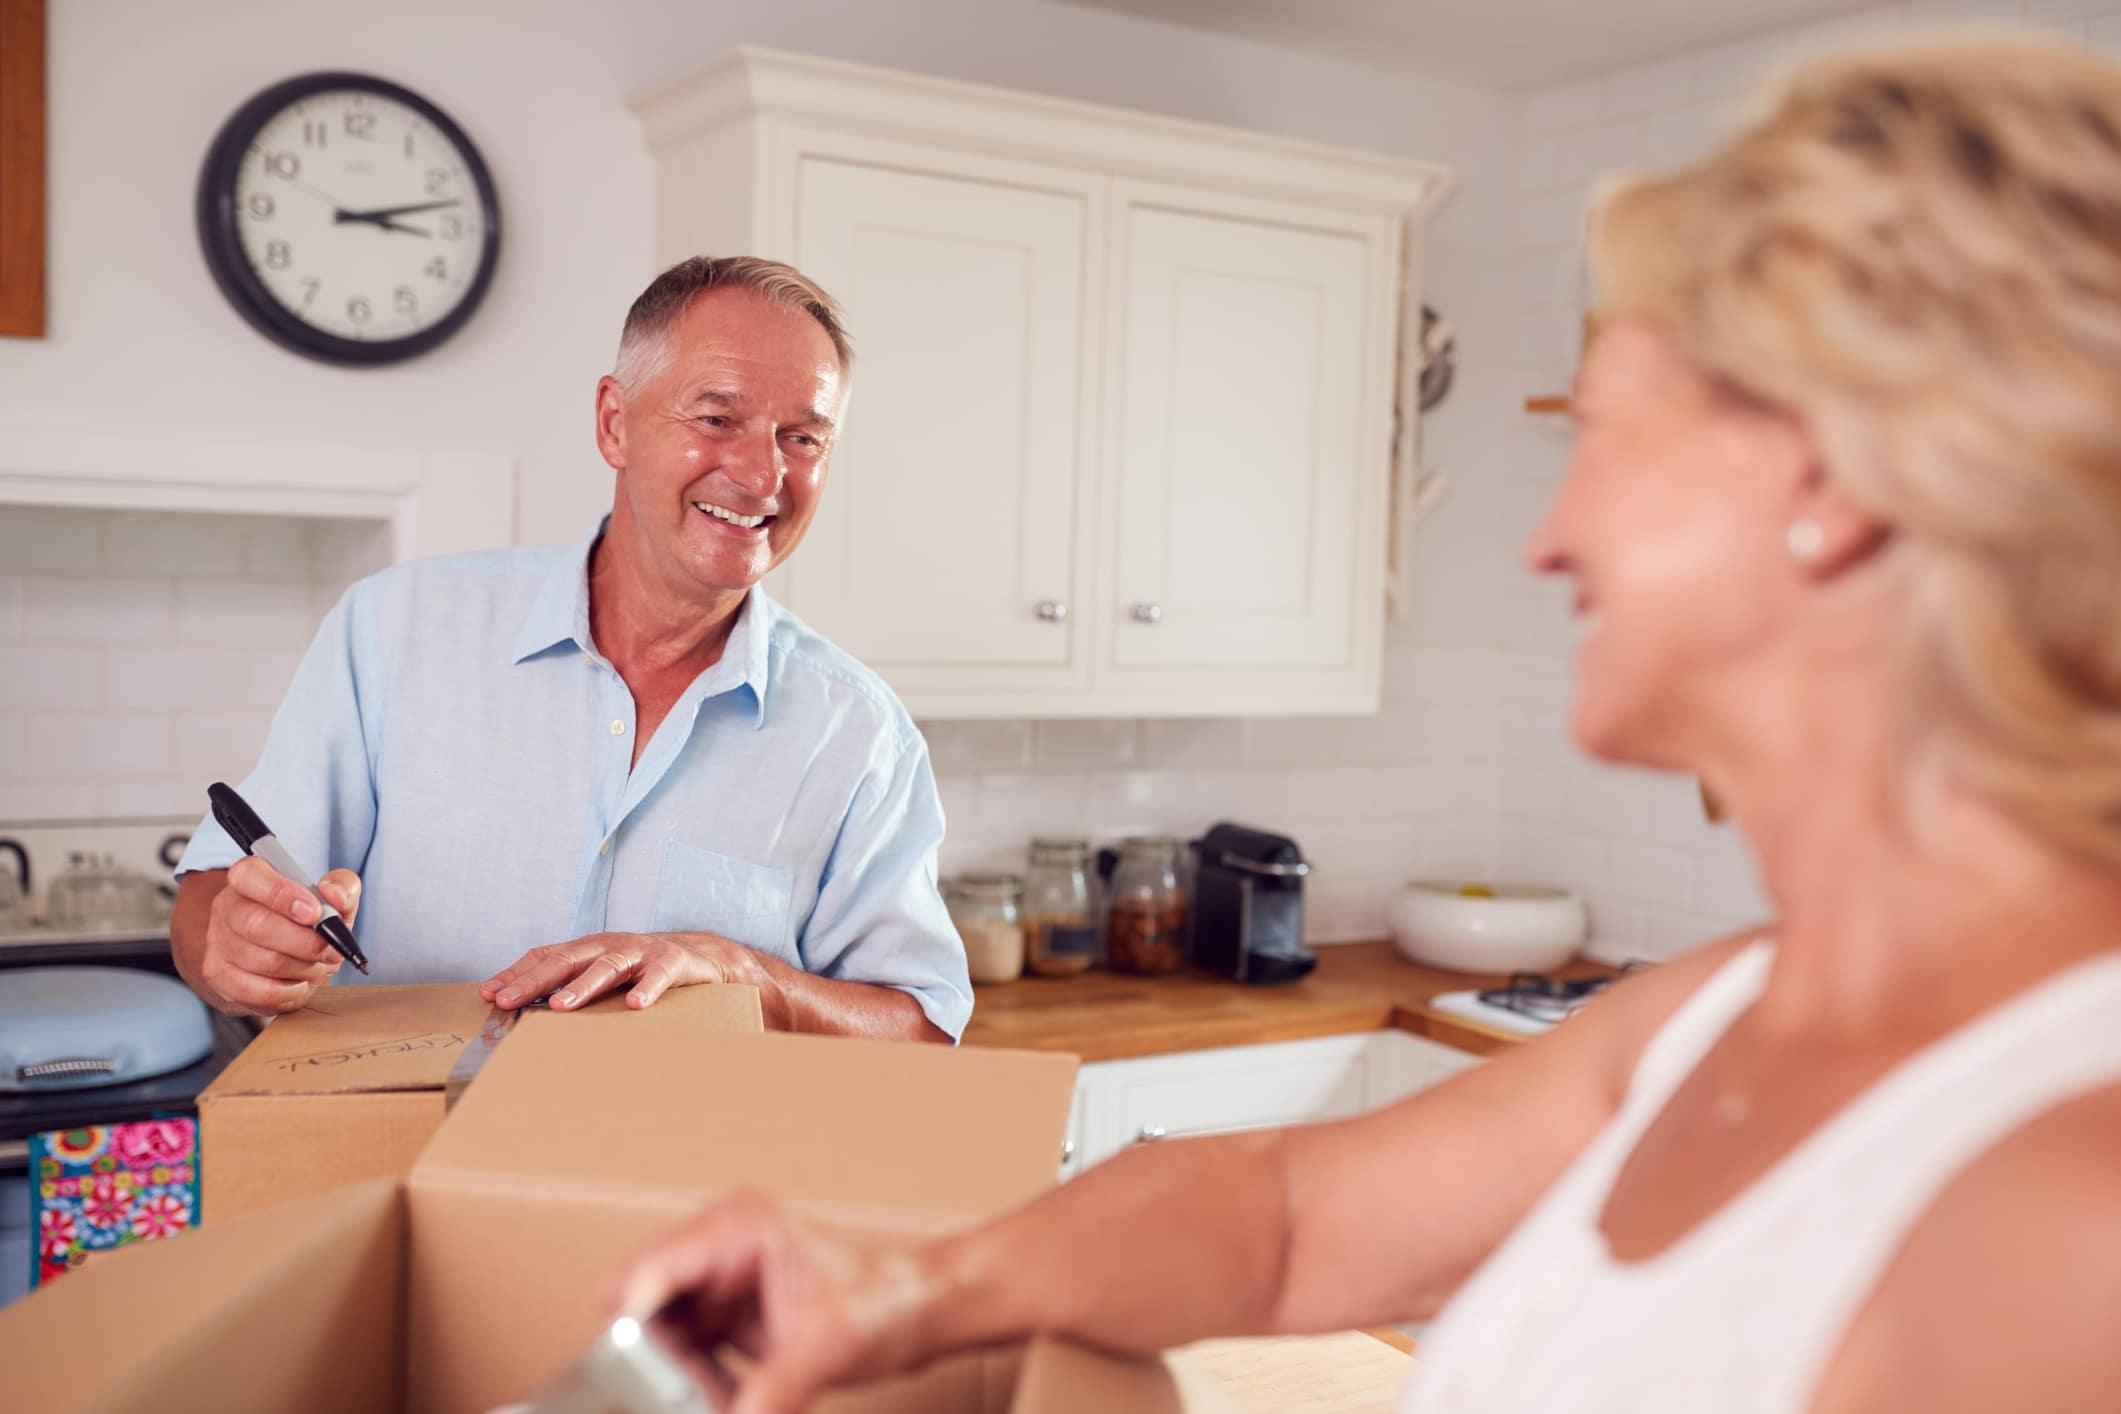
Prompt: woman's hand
<box><xmin>608</xmin><ymin>1192</ymin><xmax>941</xmax><ymax>1414</ymax></box>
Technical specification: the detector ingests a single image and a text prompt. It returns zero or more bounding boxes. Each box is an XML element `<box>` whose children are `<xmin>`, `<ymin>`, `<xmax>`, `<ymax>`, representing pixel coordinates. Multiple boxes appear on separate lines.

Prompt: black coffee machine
<box><xmin>1189</xmin><ymin>823</ymin><xmax>1316</xmax><ymax>984</ymax></box>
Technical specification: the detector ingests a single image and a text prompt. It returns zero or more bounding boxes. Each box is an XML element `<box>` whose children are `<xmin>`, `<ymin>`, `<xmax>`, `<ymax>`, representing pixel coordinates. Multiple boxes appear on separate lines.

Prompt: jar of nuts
<box><xmin>1105</xmin><ymin>836</ymin><xmax>1188</xmax><ymax>975</ymax></box>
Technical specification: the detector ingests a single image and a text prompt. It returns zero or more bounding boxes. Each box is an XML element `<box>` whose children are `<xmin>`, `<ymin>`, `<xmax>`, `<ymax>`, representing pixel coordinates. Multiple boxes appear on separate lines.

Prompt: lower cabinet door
<box><xmin>1073</xmin><ymin>1033</ymin><xmax>1375</xmax><ymax>1170</ymax></box>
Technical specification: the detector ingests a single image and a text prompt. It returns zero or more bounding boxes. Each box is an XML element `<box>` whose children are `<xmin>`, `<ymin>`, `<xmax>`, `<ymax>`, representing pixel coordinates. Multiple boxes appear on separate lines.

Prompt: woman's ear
<box><xmin>1785</xmin><ymin>460</ymin><xmax>1891</xmax><ymax>579</ymax></box>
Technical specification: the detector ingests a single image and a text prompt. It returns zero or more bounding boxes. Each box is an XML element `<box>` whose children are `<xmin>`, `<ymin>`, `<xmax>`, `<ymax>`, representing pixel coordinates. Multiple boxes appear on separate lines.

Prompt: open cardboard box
<box><xmin>198</xmin><ymin>982</ymin><xmax>589</xmax><ymax>1223</ymax></box>
<box><xmin>5</xmin><ymin>983</ymin><xmax>1230</xmax><ymax>1413</ymax></box>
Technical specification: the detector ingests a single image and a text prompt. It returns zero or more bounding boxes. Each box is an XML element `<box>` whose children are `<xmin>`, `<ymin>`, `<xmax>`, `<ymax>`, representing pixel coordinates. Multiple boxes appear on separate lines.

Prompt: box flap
<box><xmin>417</xmin><ymin>1020</ymin><xmax>1078</xmax><ymax>1218</ymax></box>
<box><xmin>202</xmin><ymin>983</ymin><xmax>496</xmax><ymax>1097</ymax></box>
<box><xmin>0</xmin><ymin>1177</ymin><xmax>405</xmax><ymax>1414</ymax></box>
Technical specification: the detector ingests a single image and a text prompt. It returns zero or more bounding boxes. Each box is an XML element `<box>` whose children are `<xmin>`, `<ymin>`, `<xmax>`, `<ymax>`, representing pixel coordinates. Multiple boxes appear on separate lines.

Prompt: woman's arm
<box><xmin>616</xmin><ymin>936</ymin><xmax>1757</xmax><ymax>1414</ymax></box>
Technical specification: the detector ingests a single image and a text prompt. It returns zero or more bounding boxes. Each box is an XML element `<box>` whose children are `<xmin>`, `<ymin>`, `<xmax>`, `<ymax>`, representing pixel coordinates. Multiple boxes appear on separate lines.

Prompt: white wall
<box><xmin>0</xmin><ymin>0</ymin><xmax>1526</xmax><ymax>942</ymax></box>
<box><xmin>1497</xmin><ymin>0</ymin><xmax>2121</xmax><ymax>960</ymax></box>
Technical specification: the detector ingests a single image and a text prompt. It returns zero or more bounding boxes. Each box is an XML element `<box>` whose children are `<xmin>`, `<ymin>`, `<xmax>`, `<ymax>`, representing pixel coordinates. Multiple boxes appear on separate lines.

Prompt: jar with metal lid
<box><xmin>945</xmin><ymin>872</ymin><xmax>1026</xmax><ymax>985</ymax></box>
<box><xmin>1105</xmin><ymin>836</ymin><xmax>1189</xmax><ymax>975</ymax></box>
<box><xmin>1023</xmin><ymin>836</ymin><xmax>1099</xmax><ymax>977</ymax></box>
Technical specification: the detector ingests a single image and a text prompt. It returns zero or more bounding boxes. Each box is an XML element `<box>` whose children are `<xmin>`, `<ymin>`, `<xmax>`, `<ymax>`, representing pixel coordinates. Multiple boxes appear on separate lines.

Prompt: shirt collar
<box><xmin>511</xmin><ymin>516</ymin><xmax>774</xmax><ymax>730</ymax></box>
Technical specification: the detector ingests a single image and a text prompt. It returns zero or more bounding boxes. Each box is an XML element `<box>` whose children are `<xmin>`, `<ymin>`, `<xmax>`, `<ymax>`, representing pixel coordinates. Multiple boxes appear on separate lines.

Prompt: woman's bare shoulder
<box><xmin>1560</xmin><ymin>923</ymin><xmax>1775</xmax><ymax>1101</ymax></box>
<box><xmin>1810</xmin><ymin>1082</ymin><xmax>2121</xmax><ymax>1414</ymax></box>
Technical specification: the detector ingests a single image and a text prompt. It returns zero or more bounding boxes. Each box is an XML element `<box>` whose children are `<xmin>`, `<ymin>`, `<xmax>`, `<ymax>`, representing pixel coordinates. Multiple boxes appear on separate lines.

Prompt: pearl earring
<box><xmin>1786</xmin><ymin>518</ymin><xmax>1825</xmax><ymax>562</ymax></box>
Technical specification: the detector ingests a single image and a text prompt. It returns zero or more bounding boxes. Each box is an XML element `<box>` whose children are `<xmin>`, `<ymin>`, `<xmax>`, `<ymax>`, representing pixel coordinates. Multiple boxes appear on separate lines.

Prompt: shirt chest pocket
<box><xmin>649</xmin><ymin>842</ymin><xmax>796</xmax><ymax>964</ymax></box>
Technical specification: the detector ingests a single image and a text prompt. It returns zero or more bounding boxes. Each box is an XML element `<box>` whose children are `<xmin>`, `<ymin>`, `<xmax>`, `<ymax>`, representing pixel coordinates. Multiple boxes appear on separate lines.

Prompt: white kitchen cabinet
<box><xmin>630</xmin><ymin>48</ymin><xmax>1450</xmax><ymax>718</ymax></box>
<box><xmin>784</xmin><ymin>141</ymin><xmax>1102</xmax><ymax>698</ymax></box>
<box><xmin>1067</xmin><ymin>1030</ymin><xmax>1480</xmax><ymax>1175</ymax></box>
<box><xmin>1100</xmin><ymin>184</ymin><xmax>1383</xmax><ymax>707</ymax></box>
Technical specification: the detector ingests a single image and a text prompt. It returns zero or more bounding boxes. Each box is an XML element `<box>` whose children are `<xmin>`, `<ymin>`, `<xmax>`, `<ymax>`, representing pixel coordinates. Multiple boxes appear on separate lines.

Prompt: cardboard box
<box><xmin>1</xmin><ymin>990</ymin><xmax>1234</xmax><ymax>1413</ymax></box>
<box><xmin>197</xmin><ymin>983</ymin><xmax>764</xmax><ymax>1223</ymax></box>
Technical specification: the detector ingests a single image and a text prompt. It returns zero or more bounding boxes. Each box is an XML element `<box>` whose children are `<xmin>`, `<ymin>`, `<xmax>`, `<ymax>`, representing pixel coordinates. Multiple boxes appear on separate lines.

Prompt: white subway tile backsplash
<box><xmin>0</xmin><ymin>779</ymin><xmax>99</xmax><ymax>820</ymax></box>
<box><xmin>973</xmin><ymin>772</ymin><xmax>1092</xmax><ymax>846</ymax></box>
<box><xmin>23</xmin><ymin>577</ymin><xmax>174</xmax><ymax>644</ymax></box>
<box><xmin>96</xmin><ymin>778</ymin><xmax>209</xmax><ymax>822</ymax></box>
<box><xmin>243</xmin><ymin>648</ymin><xmax>306</xmax><ymax>710</ymax></box>
<box><xmin>0</xmin><ymin>509</ymin><xmax>100</xmax><ymax>574</ymax></box>
<box><xmin>176</xmin><ymin>713</ymin><xmax>273</xmax><ymax>776</ymax></box>
<box><xmin>1602</xmin><ymin>55</ymin><xmax>1699</xmax><ymax>117</ymax></box>
<box><xmin>1900</xmin><ymin>0</ymin><xmax>2027</xmax><ymax>27</ymax></box>
<box><xmin>102</xmin><ymin>514</ymin><xmax>246</xmax><ymax>580</ymax></box>
<box><xmin>1605</xmin><ymin>838</ymin><xmax>1698</xmax><ymax>905</ymax></box>
<box><xmin>1524</xmin><ymin>77</ymin><xmax>1607</xmax><ymax>135</ymax></box>
<box><xmin>919</xmin><ymin>720</ymin><xmax>1033</xmax><ymax>774</ymax></box>
<box><xmin>2025</xmin><ymin>0</ymin><xmax>2113</xmax><ymax>20</ymax></box>
<box><xmin>175</xmin><ymin>580</ymin><xmax>318</xmax><ymax>646</ymax></box>
<box><xmin>1498</xmin><ymin>763</ymin><xmax>1565</xmax><ymax>822</ymax></box>
<box><xmin>1417</xmin><ymin>816</ymin><xmax>1497</xmax><ymax>880</ymax></box>
<box><xmin>242</xmin><ymin>520</ymin><xmax>312</xmax><ymax>580</ymax></box>
<box><xmin>0</xmin><ymin>644</ymin><xmax>102</xmax><ymax>711</ymax></box>
<box><xmin>1136</xmin><ymin>718</ymin><xmax>1247</xmax><ymax>769</ymax></box>
<box><xmin>1516</xmin><ymin>134</ymin><xmax>1561</xmax><ymax>194</ymax></box>
<box><xmin>24</xmin><ymin>714</ymin><xmax>175</xmax><ymax>781</ymax></box>
<box><xmin>1032</xmin><ymin>719</ymin><xmax>1138</xmax><ymax>770</ymax></box>
<box><xmin>103</xmin><ymin>646</ymin><xmax>255</xmax><ymax>712</ymax></box>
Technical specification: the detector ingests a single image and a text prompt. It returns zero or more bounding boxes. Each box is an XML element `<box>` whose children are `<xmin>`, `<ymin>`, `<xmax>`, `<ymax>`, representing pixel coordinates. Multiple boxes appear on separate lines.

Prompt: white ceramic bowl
<box><xmin>1387</xmin><ymin>882</ymin><xmax>1588</xmax><ymax>975</ymax></box>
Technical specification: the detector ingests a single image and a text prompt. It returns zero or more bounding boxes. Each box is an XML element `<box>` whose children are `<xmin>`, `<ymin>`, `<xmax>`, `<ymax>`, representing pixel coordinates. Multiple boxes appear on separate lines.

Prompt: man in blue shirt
<box><xmin>171</xmin><ymin>257</ymin><xmax>970</xmax><ymax>1043</ymax></box>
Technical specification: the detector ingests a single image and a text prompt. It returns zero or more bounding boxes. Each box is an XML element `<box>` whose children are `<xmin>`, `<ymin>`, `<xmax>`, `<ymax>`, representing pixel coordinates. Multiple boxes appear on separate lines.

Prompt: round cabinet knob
<box><xmin>1131</xmin><ymin>602</ymin><xmax>1164</xmax><ymax>625</ymax></box>
<box><xmin>1036</xmin><ymin>600</ymin><xmax>1068</xmax><ymax>623</ymax></box>
<box><xmin>1135</xmin><ymin>1123</ymin><xmax>1168</xmax><ymax>1144</ymax></box>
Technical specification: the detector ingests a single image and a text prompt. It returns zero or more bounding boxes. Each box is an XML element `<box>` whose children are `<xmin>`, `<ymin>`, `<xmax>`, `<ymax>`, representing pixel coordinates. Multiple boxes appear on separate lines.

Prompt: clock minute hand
<box><xmin>336</xmin><ymin>198</ymin><xmax>462</xmax><ymax>224</ymax></box>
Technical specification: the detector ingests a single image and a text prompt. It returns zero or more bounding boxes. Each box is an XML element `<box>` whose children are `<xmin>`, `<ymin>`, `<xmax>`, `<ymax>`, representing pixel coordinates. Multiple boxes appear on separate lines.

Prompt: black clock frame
<box><xmin>196</xmin><ymin>71</ymin><xmax>502</xmax><ymax>368</ymax></box>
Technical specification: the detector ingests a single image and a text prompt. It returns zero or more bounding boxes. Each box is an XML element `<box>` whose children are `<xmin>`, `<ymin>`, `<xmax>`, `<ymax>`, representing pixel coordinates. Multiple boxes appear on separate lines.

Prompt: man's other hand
<box><xmin>479</xmin><ymin>932</ymin><xmax>766</xmax><ymax>1013</ymax></box>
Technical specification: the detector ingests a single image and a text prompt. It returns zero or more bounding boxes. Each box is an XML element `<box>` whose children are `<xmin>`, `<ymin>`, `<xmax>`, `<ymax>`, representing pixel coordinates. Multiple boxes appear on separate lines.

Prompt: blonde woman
<box><xmin>612</xmin><ymin>38</ymin><xmax>2121</xmax><ymax>1413</ymax></box>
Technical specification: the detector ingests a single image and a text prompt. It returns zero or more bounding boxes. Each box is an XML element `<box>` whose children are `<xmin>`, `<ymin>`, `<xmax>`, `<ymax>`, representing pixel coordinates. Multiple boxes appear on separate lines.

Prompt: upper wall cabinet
<box><xmin>629</xmin><ymin>49</ymin><xmax>1451</xmax><ymax>719</ymax></box>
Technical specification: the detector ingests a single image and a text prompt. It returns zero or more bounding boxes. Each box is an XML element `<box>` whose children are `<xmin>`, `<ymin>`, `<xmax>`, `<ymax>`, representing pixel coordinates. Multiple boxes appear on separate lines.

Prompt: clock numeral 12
<box><xmin>345</xmin><ymin>110</ymin><xmax>377</xmax><ymax>140</ymax></box>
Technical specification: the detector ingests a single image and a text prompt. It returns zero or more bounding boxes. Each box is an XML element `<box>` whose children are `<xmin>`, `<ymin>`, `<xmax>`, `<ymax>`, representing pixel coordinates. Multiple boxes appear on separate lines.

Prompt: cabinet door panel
<box><xmin>1109</xmin><ymin>200</ymin><xmax>1372</xmax><ymax>671</ymax></box>
<box><xmin>789</xmin><ymin>155</ymin><xmax>1091</xmax><ymax>670</ymax></box>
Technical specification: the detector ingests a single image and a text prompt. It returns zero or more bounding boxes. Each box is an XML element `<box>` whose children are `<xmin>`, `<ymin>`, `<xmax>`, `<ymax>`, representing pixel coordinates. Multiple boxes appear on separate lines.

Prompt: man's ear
<box><xmin>594</xmin><ymin>376</ymin><xmax>628</xmax><ymax>473</ymax></box>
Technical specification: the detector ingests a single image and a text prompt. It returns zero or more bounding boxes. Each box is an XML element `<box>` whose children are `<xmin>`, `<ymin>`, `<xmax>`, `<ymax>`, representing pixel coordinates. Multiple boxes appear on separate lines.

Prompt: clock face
<box><xmin>197</xmin><ymin>73</ymin><xmax>501</xmax><ymax>366</ymax></box>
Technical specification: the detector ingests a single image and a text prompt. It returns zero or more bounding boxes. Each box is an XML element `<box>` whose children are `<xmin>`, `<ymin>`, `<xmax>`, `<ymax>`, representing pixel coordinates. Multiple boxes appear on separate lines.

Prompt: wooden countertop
<box><xmin>961</xmin><ymin>940</ymin><xmax>1614</xmax><ymax>1062</ymax></box>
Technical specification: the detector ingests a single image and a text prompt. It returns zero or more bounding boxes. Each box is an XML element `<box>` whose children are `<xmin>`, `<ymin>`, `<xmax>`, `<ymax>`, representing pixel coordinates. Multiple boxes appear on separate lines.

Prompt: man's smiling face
<box><xmin>598</xmin><ymin>286</ymin><xmax>846</xmax><ymax>604</ymax></box>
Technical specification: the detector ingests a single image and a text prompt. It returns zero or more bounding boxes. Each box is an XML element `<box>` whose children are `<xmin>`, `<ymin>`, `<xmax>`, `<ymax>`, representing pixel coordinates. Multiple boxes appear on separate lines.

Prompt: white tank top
<box><xmin>1400</xmin><ymin>942</ymin><xmax>2121</xmax><ymax>1413</ymax></box>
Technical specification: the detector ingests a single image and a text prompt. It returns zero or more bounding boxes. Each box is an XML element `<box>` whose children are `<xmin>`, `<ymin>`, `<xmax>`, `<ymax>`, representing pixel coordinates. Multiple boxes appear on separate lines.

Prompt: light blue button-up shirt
<box><xmin>177</xmin><ymin>521</ymin><xmax>972</xmax><ymax>1039</ymax></box>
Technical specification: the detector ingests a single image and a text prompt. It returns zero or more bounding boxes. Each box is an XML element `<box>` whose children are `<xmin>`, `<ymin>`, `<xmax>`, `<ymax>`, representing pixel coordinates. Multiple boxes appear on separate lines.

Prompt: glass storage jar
<box><xmin>946</xmin><ymin>872</ymin><xmax>1026</xmax><ymax>985</ymax></box>
<box><xmin>1023</xmin><ymin>836</ymin><xmax>1099</xmax><ymax>977</ymax></box>
<box><xmin>1105</xmin><ymin>836</ymin><xmax>1188</xmax><ymax>975</ymax></box>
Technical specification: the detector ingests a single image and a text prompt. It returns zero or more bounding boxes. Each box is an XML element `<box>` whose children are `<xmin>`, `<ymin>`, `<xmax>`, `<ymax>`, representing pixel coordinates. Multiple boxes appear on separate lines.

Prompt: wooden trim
<box><xmin>1523</xmin><ymin>395</ymin><xmax>1571</xmax><ymax>415</ymax></box>
<box><xmin>0</xmin><ymin>0</ymin><xmax>44</xmax><ymax>338</ymax></box>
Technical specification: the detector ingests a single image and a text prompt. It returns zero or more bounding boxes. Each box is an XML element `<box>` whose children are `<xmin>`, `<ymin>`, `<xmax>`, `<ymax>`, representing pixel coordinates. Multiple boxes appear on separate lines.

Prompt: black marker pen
<box><xmin>207</xmin><ymin>781</ymin><xmax>370</xmax><ymax>975</ymax></box>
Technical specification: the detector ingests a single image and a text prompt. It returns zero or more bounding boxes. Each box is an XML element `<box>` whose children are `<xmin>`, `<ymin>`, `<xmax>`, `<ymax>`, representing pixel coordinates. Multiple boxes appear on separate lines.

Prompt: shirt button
<box><xmin>599</xmin><ymin>838</ymin><xmax>612</xmax><ymax>856</ymax></box>
<box><xmin>580</xmin><ymin>651</ymin><xmax>593</xmax><ymax>664</ymax></box>
<box><xmin>609</xmin><ymin>719</ymin><xmax>626</xmax><ymax>735</ymax></box>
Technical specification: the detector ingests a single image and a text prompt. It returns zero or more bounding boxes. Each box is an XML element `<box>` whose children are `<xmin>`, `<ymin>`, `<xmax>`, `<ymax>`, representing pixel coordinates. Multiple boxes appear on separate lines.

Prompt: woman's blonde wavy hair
<box><xmin>1591</xmin><ymin>34</ymin><xmax>2121</xmax><ymax>866</ymax></box>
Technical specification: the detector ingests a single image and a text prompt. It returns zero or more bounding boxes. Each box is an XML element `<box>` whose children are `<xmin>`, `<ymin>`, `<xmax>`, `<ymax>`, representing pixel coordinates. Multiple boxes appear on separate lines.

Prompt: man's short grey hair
<box><xmin>612</xmin><ymin>255</ymin><xmax>854</xmax><ymax>390</ymax></box>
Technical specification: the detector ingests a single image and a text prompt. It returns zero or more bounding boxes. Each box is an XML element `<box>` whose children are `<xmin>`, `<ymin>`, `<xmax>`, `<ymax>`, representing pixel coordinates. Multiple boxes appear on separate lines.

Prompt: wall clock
<box><xmin>196</xmin><ymin>71</ymin><xmax>500</xmax><ymax>366</ymax></box>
